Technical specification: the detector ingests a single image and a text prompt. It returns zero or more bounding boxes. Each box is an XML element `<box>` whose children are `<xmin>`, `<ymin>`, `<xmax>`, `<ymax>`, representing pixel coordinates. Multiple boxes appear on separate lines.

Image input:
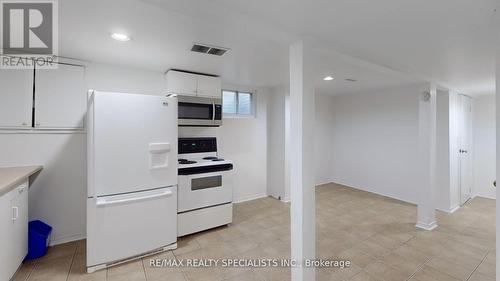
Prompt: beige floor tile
<box><xmin>223</xmin><ymin>269</ymin><xmax>263</xmax><ymax>281</ymax></box>
<box><xmin>107</xmin><ymin>260</ymin><xmax>146</xmax><ymax>281</ymax></box>
<box><xmin>28</xmin><ymin>256</ymin><xmax>73</xmax><ymax>281</ymax></box>
<box><xmin>363</xmin><ymin>260</ymin><xmax>411</xmax><ymax>281</ymax></box>
<box><xmin>67</xmin><ymin>253</ymin><xmax>106</xmax><ymax>281</ymax></box>
<box><xmin>475</xmin><ymin>259</ymin><xmax>495</xmax><ymax>278</ymax></box>
<box><xmin>410</xmin><ymin>265</ymin><xmax>460</xmax><ymax>281</ymax></box>
<box><xmin>174</xmin><ymin>236</ymin><xmax>202</xmax><ymax>256</ymax></box>
<box><xmin>380</xmin><ymin>252</ymin><xmax>424</xmax><ymax>276</ymax></box>
<box><xmin>468</xmin><ymin>270</ymin><xmax>495</xmax><ymax>281</ymax></box>
<box><xmin>349</xmin><ymin>271</ymin><xmax>381</xmax><ymax>281</ymax></box>
<box><xmin>12</xmin><ymin>261</ymin><xmax>36</xmax><ymax>281</ymax></box>
<box><xmin>425</xmin><ymin>256</ymin><xmax>476</xmax><ymax>281</ymax></box>
<box><xmin>37</xmin><ymin>241</ymin><xmax>78</xmax><ymax>262</ymax></box>
<box><xmin>18</xmin><ymin>184</ymin><xmax>495</xmax><ymax>281</ymax></box>
<box><xmin>338</xmin><ymin>248</ymin><xmax>378</xmax><ymax>268</ymax></box>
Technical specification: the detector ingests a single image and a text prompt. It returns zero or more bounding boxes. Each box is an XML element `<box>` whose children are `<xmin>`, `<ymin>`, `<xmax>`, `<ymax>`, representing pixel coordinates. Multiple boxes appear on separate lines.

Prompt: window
<box><xmin>222</xmin><ymin>90</ymin><xmax>254</xmax><ymax>117</ymax></box>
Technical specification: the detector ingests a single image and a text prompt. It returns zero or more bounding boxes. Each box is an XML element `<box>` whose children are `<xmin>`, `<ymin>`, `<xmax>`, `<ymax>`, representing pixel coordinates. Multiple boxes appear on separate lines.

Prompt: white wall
<box><xmin>0</xmin><ymin>133</ymin><xmax>86</xmax><ymax>244</ymax></box>
<box><xmin>0</xmin><ymin>63</ymin><xmax>269</xmax><ymax>244</ymax></box>
<box><xmin>436</xmin><ymin>90</ymin><xmax>452</xmax><ymax>211</ymax></box>
<box><xmin>314</xmin><ymin>94</ymin><xmax>335</xmax><ymax>185</ymax></box>
<box><xmin>329</xmin><ymin>84</ymin><xmax>423</xmax><ymax>203</ymax></box>
<box><xmin>266</xmin><ymin>86</ymin><xmax>287</xmax><ymax>200</ymax></box>
<box><xmin>217</xmin><ymin>84</ymin><xmax>269</xmax><ymax>203</ymax></box>
<box><xmin>473</xmin><ymin>95</ymin><xmax>496</xmax><ymax>199</ymax></box>
<box><xmin>265</xmin><ymin>88</ymin><xmax>337</xmax><ymax>201</ymax></box>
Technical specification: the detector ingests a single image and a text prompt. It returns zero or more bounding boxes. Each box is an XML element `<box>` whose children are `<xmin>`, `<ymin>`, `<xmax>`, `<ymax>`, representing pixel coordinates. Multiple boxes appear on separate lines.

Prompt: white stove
<box><xmin>177</xmin><ymin>138</ymin><xmax>234</xmax><ymax>236</ymax></box>
<box><xmin>178</xmin><ymin>153</ymin><xmax>233</xmax><ymax>169</ymax></box>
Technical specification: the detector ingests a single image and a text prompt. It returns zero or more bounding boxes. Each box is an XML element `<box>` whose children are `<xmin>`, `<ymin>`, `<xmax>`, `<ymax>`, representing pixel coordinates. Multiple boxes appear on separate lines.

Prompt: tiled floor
<box><xmin>13</xmin><ymin>183</ymin><xmax>495</xmax><ymax>281</ymax></box>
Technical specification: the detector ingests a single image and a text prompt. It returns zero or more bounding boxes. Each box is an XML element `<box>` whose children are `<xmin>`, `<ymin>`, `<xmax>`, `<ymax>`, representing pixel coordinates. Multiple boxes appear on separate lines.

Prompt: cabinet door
<box><xmin>0</xmin><ymin>190</ymin><xmax>11</xmax><ymax>281</ymax></box>
<box><xmin>35</xmin><ymin>63</ymin><xmax>86</xmax><ymax>129</ymax></box>
<box><xmin>0</xmin><ymin>68</ymin><xmax>34</xmax><ymax>129</ymax></box>
<box><xmin>166</xmin><ymin>71</ymin><xmax>198</xmax><ymax>96</ymax></box>
<box><xmin>2</xmin><ymin>182</ymin><xmax>28</xmax><ymax>280</ymax></box>
<box><xmin>196</xmin><ymin>75</ymin><xmax>221</xmax><ymax>98</ymax></box>
<box><xmin>11</xmin><ymin>182</ymin><xmax>28</xmax><ymax>270</ymax></box>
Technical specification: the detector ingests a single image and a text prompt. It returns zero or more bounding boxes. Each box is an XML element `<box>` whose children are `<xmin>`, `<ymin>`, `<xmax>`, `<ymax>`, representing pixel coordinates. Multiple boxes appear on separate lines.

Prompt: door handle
<box><xmin>12</xmin><ymin>206</ymin><xmax>18</xmax><ymax>221</ymax></box>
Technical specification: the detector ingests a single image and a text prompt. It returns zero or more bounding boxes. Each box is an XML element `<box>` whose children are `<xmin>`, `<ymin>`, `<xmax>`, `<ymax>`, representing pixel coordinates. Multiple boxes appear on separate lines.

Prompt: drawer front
<box><xmin>87</xmin><ymin>187</ymin><xmax>177</xmax><ymax>267</ymax></box>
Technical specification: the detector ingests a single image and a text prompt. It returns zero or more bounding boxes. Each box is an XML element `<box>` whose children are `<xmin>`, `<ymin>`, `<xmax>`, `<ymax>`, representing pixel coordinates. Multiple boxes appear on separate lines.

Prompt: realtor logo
<box><xmin>0</xmin><ymin>0</ymin><xmax>58</xmax><ymax>68</ymax></box>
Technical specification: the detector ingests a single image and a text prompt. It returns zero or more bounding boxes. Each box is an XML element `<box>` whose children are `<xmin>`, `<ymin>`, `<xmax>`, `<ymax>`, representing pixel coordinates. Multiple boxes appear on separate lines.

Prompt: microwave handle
<box><xmin>212</xmin><ymin>101</ymin><xmax>216</xmax><ymax>120</ymax></box>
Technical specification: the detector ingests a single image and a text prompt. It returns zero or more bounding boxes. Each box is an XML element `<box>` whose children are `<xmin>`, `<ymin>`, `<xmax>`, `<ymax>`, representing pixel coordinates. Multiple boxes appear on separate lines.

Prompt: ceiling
<box><xmin>59</xmin><ymin>0</ymin><xmax>497</xmax><ymax>95</ymax></box>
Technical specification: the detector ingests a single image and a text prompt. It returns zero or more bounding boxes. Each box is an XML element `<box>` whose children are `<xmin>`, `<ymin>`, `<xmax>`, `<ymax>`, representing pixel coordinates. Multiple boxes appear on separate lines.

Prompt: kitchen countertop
<box><xmin>0</xmin><ymin>166</ymin><xmax>43</xmax><ymax>196</ymax></box>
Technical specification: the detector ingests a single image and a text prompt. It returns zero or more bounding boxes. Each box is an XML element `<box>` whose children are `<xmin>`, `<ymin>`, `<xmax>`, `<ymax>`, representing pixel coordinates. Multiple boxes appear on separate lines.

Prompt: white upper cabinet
<box><xmin>196</xmin><ymin>75</ymin><xmax>221</xmax><ymax>98</ymax></box>
<box><xmin>0</xmin><ymin>69</ymin><xmax>34</xmax><ymax>129</ymax></box>
<box><xmin>34</xmin><ymin>63</ymin><xmax>86</xmax><ymax>129</ymax></box>
<box><xmin>166</xmin><ymin>70</ymin><xmax>221</xmax><ymax>98</ymax></box>
<box><xmin>166</xmin><ymin>71</ymin><xmax>198</xmax><ymax>96</ymax></box>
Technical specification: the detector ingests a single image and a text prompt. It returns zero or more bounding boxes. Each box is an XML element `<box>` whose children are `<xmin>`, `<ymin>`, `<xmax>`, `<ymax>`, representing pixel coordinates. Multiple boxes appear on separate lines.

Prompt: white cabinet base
<box><xmin>178</xmin><ymin>203</ymin><xmax>232</xmax><ymax>237</ymax></box>
<box><xmin>0</xmin><ymin>181</ymin><xmax>28</xmax><ymax>281</ymax></box>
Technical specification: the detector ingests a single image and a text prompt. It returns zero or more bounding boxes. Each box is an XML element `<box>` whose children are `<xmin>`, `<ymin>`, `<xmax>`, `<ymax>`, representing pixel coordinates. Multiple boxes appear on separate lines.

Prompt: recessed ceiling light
<box><xmin>323</xmin><ymin>76</ymin><xmax>334</xmax><ymax>81</ymax></box>
<box><xmin>110</xmin><ymin>33</ymin><xmax>131</xmax><ymax>42</ymax></box>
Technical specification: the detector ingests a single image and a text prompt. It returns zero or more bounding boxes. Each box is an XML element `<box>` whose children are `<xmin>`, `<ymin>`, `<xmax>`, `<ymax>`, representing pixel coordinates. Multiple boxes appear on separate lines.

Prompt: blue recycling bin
<box><xmin>25</xmin><ymin>220</ymin><xmax>52</xmax><ymax>260</ymax></box>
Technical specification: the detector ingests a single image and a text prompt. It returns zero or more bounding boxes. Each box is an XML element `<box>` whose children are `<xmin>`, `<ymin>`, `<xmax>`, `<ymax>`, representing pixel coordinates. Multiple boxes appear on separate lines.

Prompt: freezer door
<box><xmin>89</xmin><ymin>91</ymin><xmax>178</xmax><ymax>197</ymax></box>
<box><xmin>86</xmin><ymin>186</ymin><xmax>177</xmax><ymax>267</ymax></box>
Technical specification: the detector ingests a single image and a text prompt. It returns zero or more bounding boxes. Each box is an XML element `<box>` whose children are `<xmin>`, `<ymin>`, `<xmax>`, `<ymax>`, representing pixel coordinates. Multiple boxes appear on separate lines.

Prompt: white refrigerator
<box><xmin>86</xmin><ymin>90</ymin><xmax>178</xmax><ymax>273</ymax></box>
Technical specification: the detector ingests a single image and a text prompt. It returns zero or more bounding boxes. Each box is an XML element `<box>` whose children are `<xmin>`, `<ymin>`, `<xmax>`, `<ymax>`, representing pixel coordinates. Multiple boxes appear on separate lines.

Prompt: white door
<box><xmin>166</xmin><ymin>71</ymin><xmax>198</xmax><ymax>96</ymax></box>
<box><xmin>458</xmin><ymin>95</ymin><xmax>473</xmax><ymax>205</ymax></box>
<box><xmin>35</xmin><ymin>63</ymin><xmax>86</xmax><ymax>129</ymax></box>
<box><xmin>0</xmin><ymin>68</ymin><xmax>34</xmax><ymax>129</ymax></box>
<box><xmin>196</xmin><ymin>75</ymin><xmax>221</xmax><ymax>98</ymax></box>
<box><xmin>89</xmin><ymin>91</ymin><xmax>177</xmax><ymax>197</ymax></box>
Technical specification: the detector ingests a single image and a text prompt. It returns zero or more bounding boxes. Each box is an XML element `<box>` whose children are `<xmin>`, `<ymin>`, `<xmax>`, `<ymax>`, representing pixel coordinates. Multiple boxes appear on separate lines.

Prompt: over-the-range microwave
<box><xmin>177</xmin><ymin>95</ymin><xmax>222</xmax><ymax>127</ymax></box>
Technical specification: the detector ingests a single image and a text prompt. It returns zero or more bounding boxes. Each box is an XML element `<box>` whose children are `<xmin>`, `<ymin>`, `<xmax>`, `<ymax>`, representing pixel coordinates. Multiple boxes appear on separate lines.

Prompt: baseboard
<box><xmin>436</xmin><ymin>205</ymin><xmax>459</xmax><ymax>214</ymax></box>
<box><xmin>234</xmin><ymin>193</ymin><xmax>268</xmax><ymax>203</ymax></box>
<box><xmin>50</xmin><ymin>233</ymin><xmax>86</xmax><ymax>246</ymax></box>
<box><xmin>326</xmin><ymin>180</ymin><xmax>462</xmax><ymax>213</ymax></box>
<box><xmin>315</xmin><ymin>181</ymin><xmax>334</xmax><ymax>187</ymax></box>
<box><xmin>281</xmin><ymin>197</ymin><xmax>290</xmax><ymax>203</ymax></box>
<box><xmin>473</xmin><ymin>194</ymin><xmax>496</xmax><ymax>200</ymax></box>
<box><xmin>416</xmin><ymin>221</ymin><xmax>437</xmax><ymax>231</ymax></box>
<box><xmin>328</xmin><ymin>180</ymin><xmax>417</xmax><ymax>206</ymax></box>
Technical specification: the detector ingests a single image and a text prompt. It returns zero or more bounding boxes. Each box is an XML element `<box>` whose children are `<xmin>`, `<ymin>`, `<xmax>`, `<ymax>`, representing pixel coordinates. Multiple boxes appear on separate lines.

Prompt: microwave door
<box><xmin>178</xmin><ymin>102</ymin><xmax>214</xmax><ymax>126</ymax></box>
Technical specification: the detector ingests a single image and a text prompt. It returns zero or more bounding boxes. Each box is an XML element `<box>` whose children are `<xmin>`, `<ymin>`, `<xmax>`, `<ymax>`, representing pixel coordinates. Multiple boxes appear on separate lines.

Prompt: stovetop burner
<box><xmin>202</xmin><ymin>156</ymin><xmax>225</xmax><ymax>161</ymax></box>
<box><xmin>178</xmin><ymin>159</ymin><xmax>197</xmax><ymax>164</ymax></box>
<box><xmin>202</xmin><ymin>156</ymin><xmax>218</xmax><ymax>160</ymax></box>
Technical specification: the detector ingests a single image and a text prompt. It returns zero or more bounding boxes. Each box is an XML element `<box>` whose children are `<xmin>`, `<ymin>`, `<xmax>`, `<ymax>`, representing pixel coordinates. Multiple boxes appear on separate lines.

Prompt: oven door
<box><xmin>178</xmin><ymin>96</ymin><xmax>222</xmax><ymax>127</ymax></box>
<box><xmin>178</xmin><ymin>171</ymin><xmax>233</xmax><ymax>213</ymax></box>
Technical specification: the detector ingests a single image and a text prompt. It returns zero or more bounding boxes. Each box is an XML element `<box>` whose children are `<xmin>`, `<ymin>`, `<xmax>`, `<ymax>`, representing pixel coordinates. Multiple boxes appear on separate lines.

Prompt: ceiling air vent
<box><xmin>345</xmin><ymin>78</ymin><xmax>358</xmax><ymax>82</ymax></box>
<box><xmin>191</xmin><ymin>43</ymin><xmax>229</xmax><ymax>56</ymax></box>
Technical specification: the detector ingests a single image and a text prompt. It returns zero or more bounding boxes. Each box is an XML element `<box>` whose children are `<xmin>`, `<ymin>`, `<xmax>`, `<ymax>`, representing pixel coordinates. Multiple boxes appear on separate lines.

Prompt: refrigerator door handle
<box><xmin>96</xmin><ymin>189</ymin><xmax>173</xmax><ymax>207</ymax></box>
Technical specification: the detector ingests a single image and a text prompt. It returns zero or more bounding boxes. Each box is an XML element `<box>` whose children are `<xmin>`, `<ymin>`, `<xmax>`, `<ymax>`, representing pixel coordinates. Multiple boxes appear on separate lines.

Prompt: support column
<box><xmin>289</xmin><ymin>41</ymin><xmax>316</xmax><ymax>281</ymax></box>
<box><xmin>495</xmin><ymin>11</ymin><xmax>499</xmax><ymax>280</ymax></box>
<box><xmin>416</xmin><ymin>83</ymin><xmax>438</xmax><ymax>230</ymax></box>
